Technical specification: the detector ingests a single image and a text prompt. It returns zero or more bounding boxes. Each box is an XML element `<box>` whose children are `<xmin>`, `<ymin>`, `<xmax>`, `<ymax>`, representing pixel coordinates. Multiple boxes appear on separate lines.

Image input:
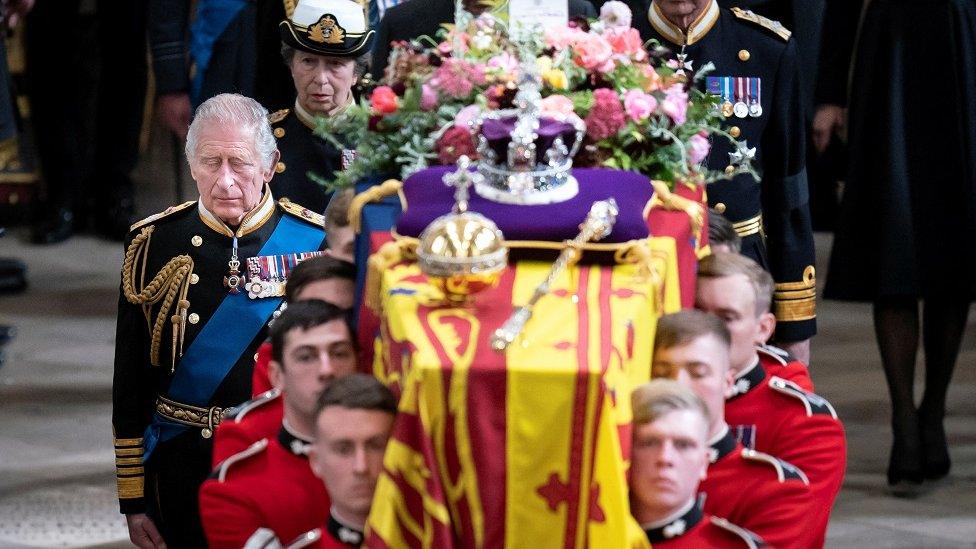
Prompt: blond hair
<box><xmin>632</xmin><ymin>379</ymin><xmax>712</xmax><ymax>428</ymax></box>
<box><xmin>698</xmin><ymin>252</ymin><xmax>774</xmax><ymax>315</ymax></box>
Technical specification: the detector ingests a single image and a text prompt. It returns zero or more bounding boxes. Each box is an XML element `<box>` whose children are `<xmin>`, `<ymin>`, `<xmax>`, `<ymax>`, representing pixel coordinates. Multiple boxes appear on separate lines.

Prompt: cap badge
<box><xmin>308</xmin><ymin>14</ymin><xmax>345</xmax><ymax>44</ymax></box>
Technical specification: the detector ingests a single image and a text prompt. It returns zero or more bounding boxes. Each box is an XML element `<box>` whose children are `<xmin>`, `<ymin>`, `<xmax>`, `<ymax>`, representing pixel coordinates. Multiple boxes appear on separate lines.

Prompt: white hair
<box><xmin>185</xmin><ymin>93</ymin><xmax>278</xmax><ymax>171</ymax></box>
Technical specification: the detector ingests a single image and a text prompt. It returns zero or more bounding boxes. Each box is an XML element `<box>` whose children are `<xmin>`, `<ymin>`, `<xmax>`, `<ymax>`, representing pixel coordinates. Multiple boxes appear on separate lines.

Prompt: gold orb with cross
<box><xmin>416</xmin><ymin>157</ymin><xmax>508</xmax><ymax>304</ymax></box>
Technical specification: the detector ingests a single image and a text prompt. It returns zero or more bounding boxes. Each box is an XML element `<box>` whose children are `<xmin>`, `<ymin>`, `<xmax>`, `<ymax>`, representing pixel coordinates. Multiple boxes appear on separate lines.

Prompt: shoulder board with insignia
<box><xmin>757</xmin><ymin>344</ymin><xmax>791</xmax><ymax>365</ymax></box>
<box><xmin>278</xmin><ymin>198</ymin><xmax>325</xmax><ymax>228</ymax></box>
<box><xmin>286</xmin><ymin>529</ymin><xmax>323</xmax><ymax>549</ymax></box>
<box><xmin>223</xmin><ymin>388</ymin><xmax>282</xmax><ymax>423</ymax></box>
<box><xmin>768</xmin><ymin>376</ymin><xmax>838</xmax><ymax>419</ymax></box>
<box><xmin>210</xmin><ymin>438</ymin><xmax>268</xmax><ymax>482</ymax></box>
<box><xmin>730</xmin><ymin>7</ymin><xmax>792</xmax><ymax>41</ymax></box>
<box><xmin>709</xmin><ymin>517</ymin><xmax>767</xmax><ymax>549</ymax></box>
<box><xmin>269</xmin><ymin>108</ymin><xmax>291</xmax><ymax>125</ymax></box>
<box><xmin>741</xmin><ymin>448</ymin><xmax>810</xmax><ymax>485</ymax></box>
<box><xmin>129</xmin><ymin>201</ymin><xmax>196</xmax><ymax>233</ymax></box>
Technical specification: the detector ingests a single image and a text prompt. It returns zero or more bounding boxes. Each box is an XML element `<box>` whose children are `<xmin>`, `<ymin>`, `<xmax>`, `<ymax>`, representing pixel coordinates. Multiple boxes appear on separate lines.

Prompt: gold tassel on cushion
<box><xmin>365</xmin><ymin>240</ymin><xmax>416</xmax><ymax>313</ymax></box>
<box><xmin>348</xmin><ymin>179</ymin><xmax>403</xmax><ymax>234</ymax></box>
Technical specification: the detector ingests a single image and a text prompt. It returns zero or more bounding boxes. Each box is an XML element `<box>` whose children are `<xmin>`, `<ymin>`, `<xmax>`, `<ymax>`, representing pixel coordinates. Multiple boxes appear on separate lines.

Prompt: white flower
<box><xmin>600</xmin><ymin>1</ymin><xmax>632</xmax><ymax>29</ymax></box>
<box><xmin>472</xmin><ymin>32</ymin><xmax>492</xmax><ymax>50</ymax></box>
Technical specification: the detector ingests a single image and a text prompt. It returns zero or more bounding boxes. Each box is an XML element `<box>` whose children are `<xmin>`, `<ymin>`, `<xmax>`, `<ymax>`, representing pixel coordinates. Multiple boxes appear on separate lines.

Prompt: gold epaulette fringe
<box><xmin>121</xmin><ymin>226</ymin><xmax>195</xmax><ymax>371</ymax></box>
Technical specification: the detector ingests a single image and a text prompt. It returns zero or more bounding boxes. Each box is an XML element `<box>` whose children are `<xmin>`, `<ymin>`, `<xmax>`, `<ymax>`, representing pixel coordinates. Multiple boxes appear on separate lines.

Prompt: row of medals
<box><xmin>721</xmin><ymin>99</ymin><xmax>762</xmax><ymax>119</ymax></box>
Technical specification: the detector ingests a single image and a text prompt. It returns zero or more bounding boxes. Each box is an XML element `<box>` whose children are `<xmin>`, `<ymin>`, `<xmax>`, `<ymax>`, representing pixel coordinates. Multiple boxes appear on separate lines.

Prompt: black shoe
<box><xmin>0</xmin><ymin>257</ymin><xmax>27</xmax><ymax>294</ymax></box>
<box><xmin>32</xmin><ymin>207</ymin><xmax>76</xmax><ymax>244</ymax></box>
<box><xmin>888</xmin><ymin>419</ymin><xmax>924</xmax><ymax>487</ymax></box>
<box><xmin>919</xmin><ymin>412</ymin><xmax>951</xmax><ymax>480</ymax></box>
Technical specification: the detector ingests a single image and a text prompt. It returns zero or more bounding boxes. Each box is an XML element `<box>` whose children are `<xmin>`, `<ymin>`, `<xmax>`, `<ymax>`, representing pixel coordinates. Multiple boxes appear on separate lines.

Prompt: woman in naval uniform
<box><xmin>270</xmin><ymin>0</ymin><xmax>374</xmax><ymax>214</ymax></box>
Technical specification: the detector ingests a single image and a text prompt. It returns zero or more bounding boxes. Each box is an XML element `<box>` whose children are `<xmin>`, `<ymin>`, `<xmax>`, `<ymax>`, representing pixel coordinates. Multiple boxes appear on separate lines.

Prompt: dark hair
<box><xmin>314</xmin><ymin>373</ymin><xmax>397</xmax><ymax>422</ymax></box>
<box><xmin>707</xmin><ymin>208</ymin><xmax>741</xmax><ymax>253</ymax></box>
<box><xmin>284</xmin><ymin>255</ymin><xmax>356</xmax><ymax>304</ymax></box>
<box><xmin>653</xmin><ymin>310</ymin><xmax>731</xmax><ymax>356</ymax></box>
<box><xmin>269</xmin><ymin>300</ymin><xmax>354</xmax><ymax>364</ymax></box>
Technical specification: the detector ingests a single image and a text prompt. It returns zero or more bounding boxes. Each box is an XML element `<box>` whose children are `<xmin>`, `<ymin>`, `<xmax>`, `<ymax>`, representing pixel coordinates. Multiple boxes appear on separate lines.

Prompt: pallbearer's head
<box><xmin>309</xmin><ymin>373</ymin><xmax>397</xmax><ymax>527</ymax></box>
<box><xmin>630</xmin><ymin>379</ymin><xmax>711</xmax><ymax>523</ymax></box>
<box><xmin>652</xmin><ymin>310</ymin><xmax>732</xmax><ymax>435</ymax></box>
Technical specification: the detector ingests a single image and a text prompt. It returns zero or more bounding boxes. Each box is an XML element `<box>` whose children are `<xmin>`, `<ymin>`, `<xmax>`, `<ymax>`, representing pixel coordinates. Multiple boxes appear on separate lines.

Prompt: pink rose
<box><xmin>661</xmin><ymin>84</ymin><xmax>688</xmax><ymax>125</ymax></box>
<box><xmin>573</xmin><ymin>33</ymin><xmax>614</xmax><ymax>72</ymax></box>
<box><xmin>599</xmin><ymin>1</ymin><xmax>632</xmax><ymax>29</ymax></box>
<box><xmin>686</xmin><ymin>132</ymin><xmax>711</xmax><ymax>165</ymax></box>
<box><xmin>454</xmin><ymin>104</ymin><xmax>482</xmax><ymax>130</ymax></box>
<box><xmin>370</xmin><ymin>86</ymin><xmax>399</xmax><ymax>114</ymax></box>
<box><xmin>545</xmin><ymin>25</ymin><xmax>587</xmax><ymax>50</ymax></box>
<box><xmin>487</xmin><ymin>52</ymin><xmax>519</xmax><ymax>74</ymax></box>
<box><xmin>584</xmin><ymin>88</ymin><xmax>626</xmax><ymax>140</ymax></box>
<box><xmin>623</xmin><ymin>89</ymin><xmax>657</xmax><ymax>122</ymax></box>
<box><xmin>605</xmin><ymin>27</ymin><xmax>644</xmax><ymax>59</ymax></box>
<box><xmin>420</xmin><ymin>84</ymin><xmax>438</xmax><ymax>111</ymax></box>
<box><xmin>540</xmin><ymin>95</ymin><xmax>576</xmax><ymax>117</ymax></box>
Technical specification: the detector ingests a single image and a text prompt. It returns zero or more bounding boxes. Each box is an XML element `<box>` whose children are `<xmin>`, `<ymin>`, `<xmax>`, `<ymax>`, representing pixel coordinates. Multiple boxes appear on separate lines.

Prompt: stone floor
<box><xmin>0</xmin><ymin>126</ymin><xmax>974</xmax><ymax>547</ymax></box>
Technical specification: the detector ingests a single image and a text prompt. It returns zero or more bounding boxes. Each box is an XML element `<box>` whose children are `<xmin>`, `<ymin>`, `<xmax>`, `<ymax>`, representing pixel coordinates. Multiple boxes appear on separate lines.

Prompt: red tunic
<box><xmin>757</xmin><ymin>345</ymin><xmax>814</xmax><ymax>392</ymax></box>
<box><xmin>212</xmin><ymin>388</ymin><xmax>283</xmax><ymax>466</ymax></box>
<box><xmin>700</xmin><ymin>430</ymin><xmax>814</xmax><ymax>548</ymax></box>
<box><xmin>725</xmin><ymin>365</ymin><xmax>846</xmax><ymax>548</ymax></box>
<box><xmin>252</xmin><ymin>340</ymin><xmax>274</xmax><ymax>396</ymax></box>
<box><xmin>199</xmin><ymin>430</ymin><xmax>330</xmax><ymax>549</ymax></box>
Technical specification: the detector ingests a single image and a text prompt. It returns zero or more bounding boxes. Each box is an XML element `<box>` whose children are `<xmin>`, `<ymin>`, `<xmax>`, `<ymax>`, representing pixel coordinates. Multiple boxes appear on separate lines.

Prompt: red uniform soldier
<box><xmin>653</xmin><ymin>310</ymin><xmax>818</xmax><ymax>548</ymax></box>
<box><xmin>697</xmin><ymin>253</ymin><xmax>846</xmax><ymax>544</ymax></box>
<box><xmin>243</xmin><ymin>374</ymin><xmax>397</xmax><ymax>549</ymax></box>
<box><xmin>200</xmin><ymin>301</ymin><xmax>358</xmax><ymax>547</ymax></box>
<box><xmin>629</xmin><ymin>379</ymin><xmax>768</xmax><ymax>549</ymax></box>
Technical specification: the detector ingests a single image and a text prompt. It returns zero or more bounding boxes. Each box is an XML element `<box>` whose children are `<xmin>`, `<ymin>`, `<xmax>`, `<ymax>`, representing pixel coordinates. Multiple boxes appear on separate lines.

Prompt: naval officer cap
<box><xmin>280</xmin><ymin>0</ymin><xmax>375</xmax><ymax>58</ymax></box>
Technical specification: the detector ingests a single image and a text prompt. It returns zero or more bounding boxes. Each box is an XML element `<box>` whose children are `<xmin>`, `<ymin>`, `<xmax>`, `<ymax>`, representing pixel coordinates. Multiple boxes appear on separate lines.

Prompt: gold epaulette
<box><xmin>129</xmin><ymin>201</ymin><xmax>195</xmax><ymax>233</ymax></box>
<box><xmin>269</xmin><ymin>108</ymin><xmax>291</xmax><ymax>125</ymax></box>
<box><xmin>114</xmin><ymin>435</ymin><xmax>145</xmax><ymax>500</ymax></box>
<box><xmin>773</xmin><ymin>265</ymin><xmax>816</xmax><ymax>322</ymax></box>
<box><xmin>731</xmin><ymin>7</ymin><xmax>791</xmax><ymax>41</ymax></box>
<box><xmin>278</xmin><ymin>197</ymin><xmax>325</xmax><ymax>228</ymax></box>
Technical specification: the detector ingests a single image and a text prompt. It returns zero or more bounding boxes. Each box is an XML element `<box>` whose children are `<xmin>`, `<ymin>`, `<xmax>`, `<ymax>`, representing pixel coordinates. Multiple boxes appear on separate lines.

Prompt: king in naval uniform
<box><xmin>112</xmin><ymin>93</ymin><xmax>327</xmax><ymax>548</ymax></box>
<box><xmin>629</xmin><ymin>0</ymin><xmax>817</xmax><ymax>358</ymax></box>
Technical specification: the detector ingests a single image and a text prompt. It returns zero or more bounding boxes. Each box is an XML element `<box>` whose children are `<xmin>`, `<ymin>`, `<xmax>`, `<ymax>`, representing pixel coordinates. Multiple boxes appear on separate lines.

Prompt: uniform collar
<box><xmin>643</xmin><ymin>495</ymin><xmax>705</xmax><ymax>543</ymax></box>
<box><xmin>294</xmin><ymin>97</ymin><xmax>355</xmax><ymax>130</ymax></box>
<box><xmin>707</xmin><ymin>424</ymin><xmax>736</xmax><ymax>463</ymax></box>
<box><xmin>278</xmin><ymin>420</ymin><xmax>313</xmax><ymax>457</ymax></box>
<box><xmin>327</xmin><ymin>510</ymin><xmax>365</xmax><ymax>547</ymax></box>
<box><xmin>197</xmin><ymin>185</ymin><xmax>276</xmax><ymax>238</ymax></box>
<box><xmin>649</xmin><ymin>0</ymin><xmax>720</xmax><ymax>46</ymax></box>
<box><xmin>728</xmin><ymin>356</ymin><xmax>765</xmax><ymax>400</ymax></box>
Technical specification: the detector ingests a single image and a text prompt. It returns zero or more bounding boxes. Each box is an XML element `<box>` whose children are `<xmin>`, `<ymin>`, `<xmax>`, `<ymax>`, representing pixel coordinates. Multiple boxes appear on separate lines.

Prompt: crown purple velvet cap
<box><xmin>396</xmin><ymin>167</ymin><xmax>653</xmax><ymax>244</ymax></box>
<box><xmin>480</xmin><ymin>116</ymin><xmax>580</xmax><ymax>165</ymax></box>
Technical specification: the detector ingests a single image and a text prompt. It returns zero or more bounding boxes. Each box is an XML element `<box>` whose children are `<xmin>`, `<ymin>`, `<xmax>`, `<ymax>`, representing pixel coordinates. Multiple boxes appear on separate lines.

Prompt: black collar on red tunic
<box><xmin>708</xmin><ymin>426</ymin><xmax>737</xmax><ymax>463</ymax></box>
<box><xmin>278</xmin><ymin>424</ymin><xmax>312</xmax><ymax>458</ymax></box>
<box><xmin>643</xmin><ymin>495</ymin><xmax>706</xmax><ymax>543</ymax></box>
<box><xmin>727</xmin><ymin>358</ymin><xmax>767</xmax><ymax>401</ymax></box>
<box><xmin>327</xmin><ymin>513</ymin><xmax>365</xmax><ymax>547</ymax></box>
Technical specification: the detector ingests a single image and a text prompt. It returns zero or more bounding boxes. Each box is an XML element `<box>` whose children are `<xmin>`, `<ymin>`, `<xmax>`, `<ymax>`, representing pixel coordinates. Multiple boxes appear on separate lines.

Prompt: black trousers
<box><xmin>24</xmin><ymin>0</ymin><xmax>147</xmax><ymax>213</ymax></box>
<box><xmin>145</xmin><ymin>430</ymin><xmax>213</xmax><ymax>549</ymax></box>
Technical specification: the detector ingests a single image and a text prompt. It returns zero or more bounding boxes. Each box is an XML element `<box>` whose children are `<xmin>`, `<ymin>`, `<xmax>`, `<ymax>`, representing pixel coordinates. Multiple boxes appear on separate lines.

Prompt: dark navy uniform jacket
<box><xmin>112</xmin><ymin>191</ymin><xmax>326</xmax><ymax>516</ymax></box>
<box><xmin>630</xmin><ymin>0</ymin><xmax>817</xmax><ymax>341</ymax></box>
<box><xmin>269</xmin><ymin>107</ymin><xmax>343</xmax><ymax>215</ymax></box>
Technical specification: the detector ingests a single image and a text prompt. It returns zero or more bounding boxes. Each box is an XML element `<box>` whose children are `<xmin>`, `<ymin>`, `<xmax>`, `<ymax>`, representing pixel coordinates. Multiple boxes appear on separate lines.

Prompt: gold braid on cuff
<box><xmin>773</xmin><ymin>265</ymin><xmax>817</xmax><ymax>321</ymax></box>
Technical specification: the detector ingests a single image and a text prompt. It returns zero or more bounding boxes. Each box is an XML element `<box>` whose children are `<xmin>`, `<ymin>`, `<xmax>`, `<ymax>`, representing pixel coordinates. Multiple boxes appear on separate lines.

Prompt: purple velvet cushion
<box><xmin>395</xmin><ymin>167</ymin><xmax>653</xmax><ymax>243</ymax></box>
<box><xmin>481</xmin><ymin>117</ymin><xmax>579</xmax><ymax>164</ymax></box>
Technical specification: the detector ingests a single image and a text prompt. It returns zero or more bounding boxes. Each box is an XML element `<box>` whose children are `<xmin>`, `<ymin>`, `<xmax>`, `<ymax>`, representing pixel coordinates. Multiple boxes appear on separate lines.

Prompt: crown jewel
<box><xmin>472</xmin><ymin>55</ymin><xmax>585</xmax><ymax>205</ymax></box>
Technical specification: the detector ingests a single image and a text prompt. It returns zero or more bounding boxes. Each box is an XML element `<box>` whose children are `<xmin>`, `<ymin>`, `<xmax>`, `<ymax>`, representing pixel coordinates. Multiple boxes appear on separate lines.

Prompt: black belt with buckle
<box><xmin>155</xmin><ymin>396</ymin><xmax>225</xmax><ymax>438</ymax></box>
